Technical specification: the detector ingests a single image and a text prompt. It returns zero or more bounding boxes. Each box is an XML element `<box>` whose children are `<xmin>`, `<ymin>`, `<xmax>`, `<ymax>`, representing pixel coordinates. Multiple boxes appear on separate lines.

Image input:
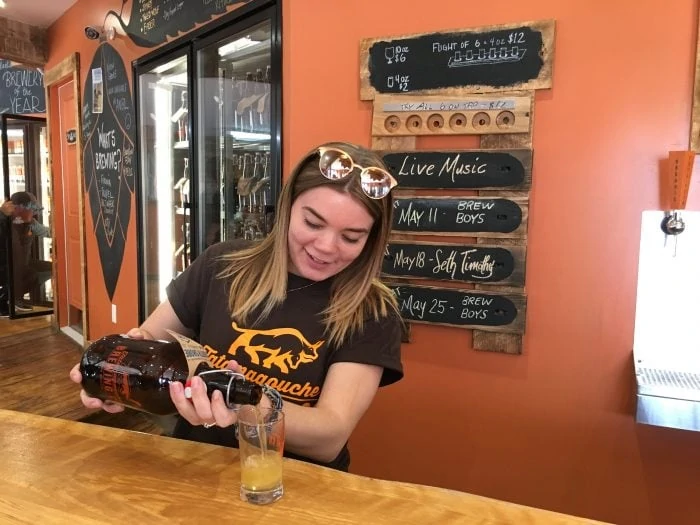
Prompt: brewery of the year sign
<box><xmin>0</xmin><ymin>60</ymin><xmax>45</xmax><ymax>114</ymax></box>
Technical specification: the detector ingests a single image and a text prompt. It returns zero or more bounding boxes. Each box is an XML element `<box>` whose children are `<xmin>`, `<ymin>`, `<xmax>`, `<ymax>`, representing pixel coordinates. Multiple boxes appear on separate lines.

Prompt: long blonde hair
<box><xmin>217</xmin><ymin>142</ymin><xmax>398</xmax><ymax>346</ymax></box>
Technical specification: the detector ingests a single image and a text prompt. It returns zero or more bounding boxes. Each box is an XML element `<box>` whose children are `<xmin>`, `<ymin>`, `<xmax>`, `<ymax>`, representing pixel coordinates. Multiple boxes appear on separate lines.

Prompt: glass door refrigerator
<box><xmin>134</xmin><ymin>1</ymin><xmax>281</xmax><ymax>321</ymax></box>
<box><xmin>1</xmin><ymin>114</ymin><xmax>53</xmax><ymax>319</ymax></box>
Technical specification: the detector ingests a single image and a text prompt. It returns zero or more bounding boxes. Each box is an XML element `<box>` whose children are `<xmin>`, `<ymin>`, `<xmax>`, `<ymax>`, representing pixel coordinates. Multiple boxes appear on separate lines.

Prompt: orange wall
<box><xmin>47</xmin><ymin>1</ymin><xmax>140</xmax><ymax>338</ymax></box>
<box><xmin>46</xmin><ymin>1</ymin><xmax>243</xmax><ymax>337</ymax></box>
<box><xmin>47</xmin><ymin>1</ymin><xmax>700</xmax><ymax>524</ymax></box>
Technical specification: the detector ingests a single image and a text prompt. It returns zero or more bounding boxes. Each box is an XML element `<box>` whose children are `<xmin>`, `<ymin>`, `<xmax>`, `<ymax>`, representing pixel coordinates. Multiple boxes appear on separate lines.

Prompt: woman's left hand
<box><xmin>169</xmin><ymin>359</ymin><xmax>244</xmax><ymax>428</ymax></box>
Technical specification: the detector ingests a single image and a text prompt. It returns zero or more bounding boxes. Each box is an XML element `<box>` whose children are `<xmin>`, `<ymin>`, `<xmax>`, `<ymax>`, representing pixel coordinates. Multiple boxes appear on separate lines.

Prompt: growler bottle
<box><xmin>80</xmin><ymin>332</ymin><xmax>262</xmax><ymax>415</ymax></box>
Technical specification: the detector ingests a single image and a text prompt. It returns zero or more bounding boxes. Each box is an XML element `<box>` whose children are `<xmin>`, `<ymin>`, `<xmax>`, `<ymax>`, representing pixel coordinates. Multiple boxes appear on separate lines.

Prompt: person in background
<box><xmin>0</xmin><ymin>199</ymin><xmax>15</xmax><ymax>315</ymax></box>
<box><xmin>10</xmin><ymin>191</ymin><xmax>51</xmax><ymax>312</ymax></box>
<box><xmin>71</xmin><ymin>141</ymin><xmax>403</xmax><ymax>471</ymax></box>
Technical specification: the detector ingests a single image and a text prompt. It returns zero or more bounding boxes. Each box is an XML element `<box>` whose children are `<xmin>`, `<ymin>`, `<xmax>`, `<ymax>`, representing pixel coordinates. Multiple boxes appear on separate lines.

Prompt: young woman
<box><xmin>71</xmin><ymin>141</ymin><xmax>403</xmax><ymax>471</ymax></box>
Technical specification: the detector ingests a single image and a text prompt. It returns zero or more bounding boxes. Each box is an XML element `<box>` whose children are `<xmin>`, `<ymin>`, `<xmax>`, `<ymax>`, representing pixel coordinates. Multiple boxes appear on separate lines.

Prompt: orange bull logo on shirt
<box><xmin>202</xmin><ymin>322</ymin><xmax>326</xmax><ymax>406</ymax></box>
<box><xmin>226</xmin><ymin>322</ymin><xmax>324</xmax><ymax>374</ymax></box>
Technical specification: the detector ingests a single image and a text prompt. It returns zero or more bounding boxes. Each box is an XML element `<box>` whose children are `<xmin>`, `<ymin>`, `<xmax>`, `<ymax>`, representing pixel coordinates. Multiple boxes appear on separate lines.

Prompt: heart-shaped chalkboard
<box><xmin>82</xmin><ymin>43</ymin><xmax>135</xmax><ymax>301</ymax></box>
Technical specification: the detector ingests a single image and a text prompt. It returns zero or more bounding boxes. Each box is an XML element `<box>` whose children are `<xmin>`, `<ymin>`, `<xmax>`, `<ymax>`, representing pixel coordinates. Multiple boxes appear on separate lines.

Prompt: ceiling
<box><xmin>1</xmin><ymin>0</ymin><xmax>77</xmax><ymax>28</ymax></box>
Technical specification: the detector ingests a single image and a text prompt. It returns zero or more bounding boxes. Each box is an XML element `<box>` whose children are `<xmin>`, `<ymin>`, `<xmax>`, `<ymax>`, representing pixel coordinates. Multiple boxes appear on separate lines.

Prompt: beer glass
<box><xmin>237</xmin><ymin>405</ymin><xmax>285</xmax><ymax>504</ymax></box>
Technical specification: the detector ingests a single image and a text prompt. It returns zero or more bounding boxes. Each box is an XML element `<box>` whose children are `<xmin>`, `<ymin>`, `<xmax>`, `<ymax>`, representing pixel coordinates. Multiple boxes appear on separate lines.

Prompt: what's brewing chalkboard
<box><xmin>106</xmin><ymin>0</ymin><xmax>252</xmax><ymax>48</ymax></box>
<box><xmin>0</xmin><ymin>60</ymin><xmax>45</xmax><ymax>114</ymax></box>
<box><xmin>380</xmin><ymin>149</ymin><xmax>531</xmax><ymax>190</ymax></box>
<box><xmin>360</xmin><ymin>20</ymin><xmax>554</xmax><ymax>100</ymax></box>
<box><xmin>82</xmin><ymin>43</ymin><xmax>135</xmax><ymax>301</ymax></box>
<box><xmin>389</xmin><ymin>283</ymin><xmax>525</xmax><ymax>333</ymax></box>
<box><xmin>383</xmin><ymin>241</ymin><xmax>525</xmax><ymax>286</ymax></box>
<box><xmin>393</xmin><ymin>196</ymin><xmax>527</xmax><ymax>237</ymax></box>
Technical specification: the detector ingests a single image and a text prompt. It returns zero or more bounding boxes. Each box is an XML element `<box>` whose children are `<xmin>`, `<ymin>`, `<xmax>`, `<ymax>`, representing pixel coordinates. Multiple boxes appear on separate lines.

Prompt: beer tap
<box><xmin>660</xmin><ymin>151</ymin><xmax>695</xmax><ymax>255</ymax></box>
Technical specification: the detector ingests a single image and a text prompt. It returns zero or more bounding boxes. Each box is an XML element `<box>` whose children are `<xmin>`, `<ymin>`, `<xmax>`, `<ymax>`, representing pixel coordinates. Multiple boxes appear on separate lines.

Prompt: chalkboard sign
<box><xmin>380</xmin><ymin>149</ymin><xmax>531</xmax><ymax>190</ymax></box>
<box><xmin>107</xmin><ymin>0</ymin><xmax>252</xmax><ymax>48</ymax></box>
<box><xmin>0</xmin><ymin>60</ymin><xmax>45</xmax><ymax>114</ymax></box>
<box><xmin>360</xmin><ymin>20</ymin><xmax>554</xmax><ymax>100</ymax></box>
<box><xmin>389</xmin><ymin>283</ymin><xmax>525</xmax><ymax>333</ymax></box>
<box><xmin>383</xmin><ymin>241</ymin><xmax>525</xmax><ymax>286</ymax></box>
<box><xmin>82</xmin><ymin>44</ymin><xmax>136</xmax><ymax>301</ymax></box>
<box><xmin>393</xmin><ymin>197</ymin><xmax>526</xmax><ymax>237</ymax></box>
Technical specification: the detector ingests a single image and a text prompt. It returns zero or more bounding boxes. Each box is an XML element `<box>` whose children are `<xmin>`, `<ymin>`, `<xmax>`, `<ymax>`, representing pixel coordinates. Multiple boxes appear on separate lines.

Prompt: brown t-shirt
<box><xmin>166</xmin><ymin>241</ymin><xmax>403</xmax><ymax>471</ymax></box>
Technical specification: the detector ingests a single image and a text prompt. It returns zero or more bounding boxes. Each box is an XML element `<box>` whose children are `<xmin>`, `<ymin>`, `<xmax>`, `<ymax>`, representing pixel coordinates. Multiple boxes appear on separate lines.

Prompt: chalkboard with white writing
<box><xmin>389</xmin><ymin>283</ymin><xmax>525</xmax><ymax>333</ymax></box>
<box><xmin>0</xmin><ymin>60</ymin><xmax>45</xmax><ymax>114</ymax></box>
<box><xmin>381</xmin><ymin>149</ymin><xmax>531</xmax><ymax>190</ymax></box>
<box><xmin>82</xmin><ymin>43</ymin><xmax>135</xmax><ymax>301</ymax></box>
<box><xmin>107</xmin><ymin>0</ymin><xmax>252</xmax><ymax>48</ymax></box>
<box><xmin>360</xmin><ymin>20</ymin><xmax>554</xmax><ymax>100</ymax></box>
<box><xmin>392</xmin><ymin>196</ymin><xmax>526</xmax><ymax>237</ymax></box>
<box><xmin>383</xmin><ymin>241</ymin><xmax>525</xmax><ymax>286</ymax></box>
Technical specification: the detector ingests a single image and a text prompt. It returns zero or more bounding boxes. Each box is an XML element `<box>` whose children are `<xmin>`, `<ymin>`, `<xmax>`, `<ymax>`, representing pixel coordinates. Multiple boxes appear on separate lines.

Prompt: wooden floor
<box><xmin>0</xmin><ymin>315</ymin><xmax>168</xmax><ymax>435</ymax></box>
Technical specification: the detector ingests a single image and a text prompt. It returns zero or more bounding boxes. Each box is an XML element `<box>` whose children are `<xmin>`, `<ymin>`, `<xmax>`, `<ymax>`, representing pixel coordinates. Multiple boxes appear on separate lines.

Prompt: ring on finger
<box><xmin>203</xmin><ymin>421</ymin><xmax>216</xmax><ymax>429</ymax></box>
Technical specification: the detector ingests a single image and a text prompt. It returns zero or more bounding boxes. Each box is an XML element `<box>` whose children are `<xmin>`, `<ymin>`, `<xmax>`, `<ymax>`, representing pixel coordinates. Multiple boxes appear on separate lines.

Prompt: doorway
<box><xmin>44</xmin><ymin>54</ymin><xmax>88</xmax><ymax>346</ymax></box>
<box><xmin>1</xmin><ymin>115</ymin><xmax>53</xmax><ymax>319</ymax></box>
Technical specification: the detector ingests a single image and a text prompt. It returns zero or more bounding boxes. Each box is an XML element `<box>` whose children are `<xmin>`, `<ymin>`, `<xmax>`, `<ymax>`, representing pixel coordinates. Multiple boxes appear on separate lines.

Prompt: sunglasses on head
<box><xmin>317</xmin><ymin>147</ymin><xmax>398</xmax><ymax>199</ymax></box>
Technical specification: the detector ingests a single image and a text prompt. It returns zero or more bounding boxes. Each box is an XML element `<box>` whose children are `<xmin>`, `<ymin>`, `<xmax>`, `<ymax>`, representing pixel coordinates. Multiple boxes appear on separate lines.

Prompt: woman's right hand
<box><xmin>69</xmin><ymin>326</ymin><xmax>147</xmax><ymax>414</ymax></box>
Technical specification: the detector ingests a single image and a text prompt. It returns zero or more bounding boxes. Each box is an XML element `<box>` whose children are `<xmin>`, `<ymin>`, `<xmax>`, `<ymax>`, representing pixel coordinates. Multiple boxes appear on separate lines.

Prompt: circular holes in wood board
<box><xmin>384</xmin><ymin>115</ymin><xmax>401</xmax><ymax>133</ymax></box>
<box><xmin>472</xmin><ymin>112</ymin><xmax>491</xmax><ymax>130</ymax></box>
<box><xmin>449</xmin><ymin>113</ymin><xmax>467</xmax><ymax>131</ymax></box>
<box><xmin>406</xmin><ymin>114</ymin><xmax>423</xmax><ymax>132</ymax></box>
<box><xmin>496</xmin><ymin>111</ymin><xmax>515</xmax><ymax>129</ymax></box>
<box><xmin>427</xmin><ymin>114</ymin><xmax>444</xmax><ymax>131</ymax></box>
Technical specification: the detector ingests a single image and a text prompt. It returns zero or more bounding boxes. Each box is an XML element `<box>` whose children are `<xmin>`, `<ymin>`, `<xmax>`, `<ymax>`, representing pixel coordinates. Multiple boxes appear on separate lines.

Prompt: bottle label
<box><xmin>166</xmin><ymin>329</ymin><xmax>210</xmax><ymax>377</ymax></box>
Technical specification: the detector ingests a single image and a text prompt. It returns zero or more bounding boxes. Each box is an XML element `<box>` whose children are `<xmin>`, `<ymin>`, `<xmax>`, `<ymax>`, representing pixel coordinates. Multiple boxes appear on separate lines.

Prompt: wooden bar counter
<box><xmin>0</xmin><ymin>409</ymin><xmax>609</xmax><ymax>524</ymax></box>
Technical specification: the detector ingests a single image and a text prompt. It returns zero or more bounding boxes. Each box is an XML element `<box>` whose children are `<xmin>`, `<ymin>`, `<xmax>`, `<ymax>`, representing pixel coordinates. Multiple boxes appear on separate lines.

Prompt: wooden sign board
<box><xmin>0</xmin><ymin>60</ymin><xmax>46</xmax><ymax>114</ymax></box>
<box><xmin>392</xmin><ymin>196</ymin><xmax>527</xmax><ymax>238</ymax></box>
<box><xmin>360</xmin><ymin>19</ymin><xmax>555</xmax><ymax>100</ymax></box>
<box><xmin>379</xmin><ymin>149</ymin><xmax>532</xmax><ymax>190</ymax></box>
<box><xmin>690</xmin><ymin>8</ymin><xmax>700</xmax><ymax>151</ymax></box>
<box><xmin>372</xmin><ymin>93</ymin><xmax>532</xmax><ymax>136</ymax></box>
<box><xmin>389</xmin><ymin>283</ymin><xmax>526</xmax><ymax>334</ymax></box>
<box><xmin>383</xmin><ymin>241</ymin><xmax>526</xmax><ymax>286</ymax></box>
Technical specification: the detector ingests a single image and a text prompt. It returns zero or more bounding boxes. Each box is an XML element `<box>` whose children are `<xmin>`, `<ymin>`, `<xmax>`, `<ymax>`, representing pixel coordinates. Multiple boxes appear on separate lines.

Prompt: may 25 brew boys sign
<box><xmin>390</xmin><ymin>283</ymin><xmax>526</xmax><ymax>334</ymax></box>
